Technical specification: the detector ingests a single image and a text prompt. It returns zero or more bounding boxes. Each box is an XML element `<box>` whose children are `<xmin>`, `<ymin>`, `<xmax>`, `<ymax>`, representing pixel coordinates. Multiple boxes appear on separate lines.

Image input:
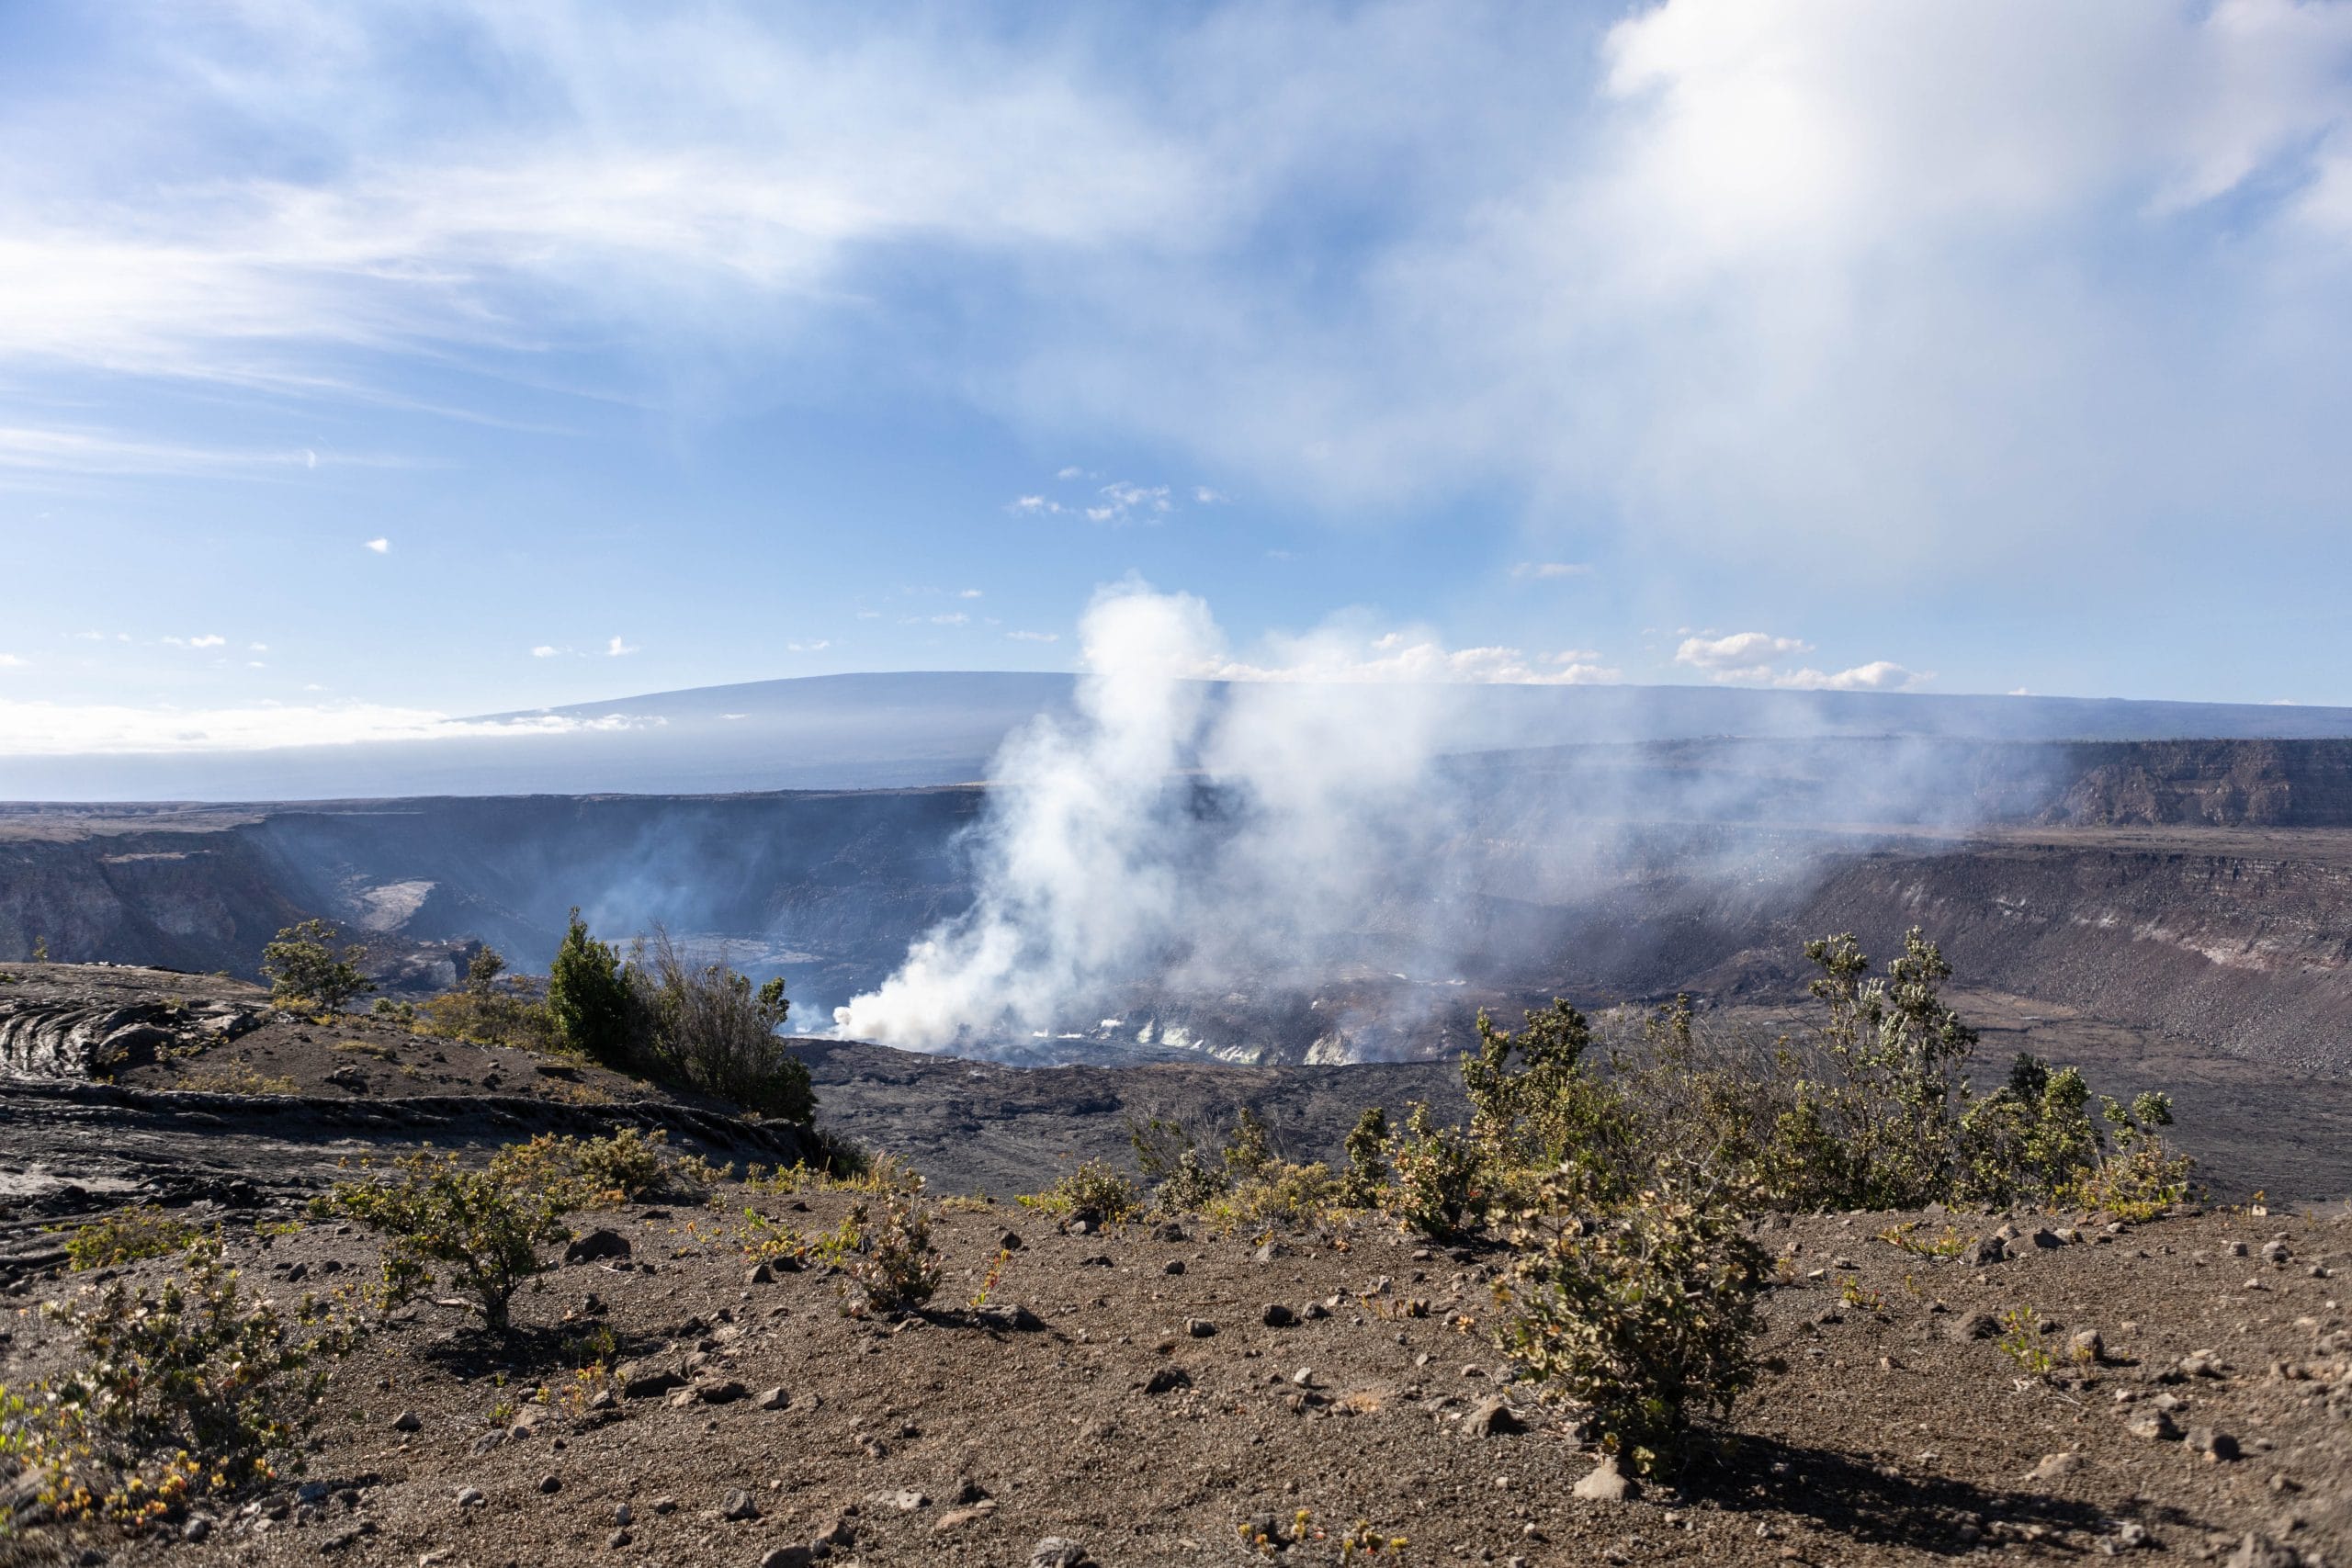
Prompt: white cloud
<box><xmin>1673</xmin><ymin>631</ymin><xmax>1811</xmax><ymax>679</ymax></box>
<box><xmin>1770</xmin><ymin>660</ymin><xmax>1930</xmax><ymax>693</ymax></box>
<box><xmin>605</xmin><ymin>635</ymin><xmax>638</xmax><ymax>656</ymax></box>
<box><xmin>162</xmin><ymin>633</ymin><xmax>230</xmax><ymax>650</ymax></box>
<box><xmin>958</xmin><ymin>588</ymin><xmax>983</xmax><ymax>599</ymax></box>
<box><xmin>0</xmin><ymin>425</ymin><xmax>402</xmax><ymax>482</ymax></box>
<box><xmin>1056</xmin><ymin>466</ymin><xmax>1085</xmax><ymax>479</ymax></box>
<box><xmin>246</xmin><ymin>641</ymin><xmax>268</xmax><ymax>652</ymax></box>
<box><xmin>1193</xmin><ymin>486</ymin><xmax>1229</xmax><ymax>504</ymax></box>
<box><xmin>1673</xmin><ymin>630</ymin><xmax>1926</xmax><ymax>691</ymax></box>
<box><xmin>923</xmin><ymin>613</ymin><xmax>969</xmax><ymax>626</ymax></box>
<box><xmin>364</xmin><ymin>537</ymin><xmax>390</xmax><ymax>554</ymax></box>
<box><xmin>786</xmin><ymin>638</ymin><xmax>831</xmax><ymax>652</ymax></box>
<box><xmin>0</xmin><ymin>653</ymin><xmax>27</xmax><ymax>668</ymax></box>
<box><xmin>1195</xmin><ymin>627</ymin><xmax>1617</xmax><ymax>687</ymax></box>
<box><xmin>1005</xmin><ymin>629</ymin><xmax>1060</xmax><ymax>643</ymax></box>
<box><xmin>1510</xmin><ymin>561</ymin><xmax>1591</xmax><ymax>580</ymax></box>
<box><xmin>0</xmin><ymin>700</ymin><xmax>661</xmax><ymax>756</ymax></box>
<box><xmin>530</xmin><ymin>644</ymin><xmax>564</xmax><ymax>658</ymax></box>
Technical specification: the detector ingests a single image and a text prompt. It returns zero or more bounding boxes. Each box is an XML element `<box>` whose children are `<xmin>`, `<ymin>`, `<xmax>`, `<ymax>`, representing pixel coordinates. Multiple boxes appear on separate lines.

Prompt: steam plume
<box><xmin>831</xmin><ymin>584</ymin><xmax>1465</xmax><ymax>1050</ymax></box>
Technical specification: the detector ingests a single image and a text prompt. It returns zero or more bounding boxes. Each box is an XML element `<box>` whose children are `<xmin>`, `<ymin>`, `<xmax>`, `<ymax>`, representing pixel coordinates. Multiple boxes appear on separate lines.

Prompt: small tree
<box><xmin>320</xmin><ymin>1152</ymin><xmax>570</xmax><ymax>1332</ymax></box>
<box><xmin>261</xmin><ymin>919</ymin><xmax>374</xmax><ymax>1012</ymax></box>
<box><xmin>628</xmin><ymin>930</ymin><xmax>812</xmax><ymax>1122</ymax></box>
<box><xmin>547</xmin><ymin>909</ymin><xmax>636</xmax><ymax>1068</ymax></box>
<box><xmin>1341</xmin><ymin>1106</ymin><xmax>1391</xmax><ymax>1208</ymax></box>
<box><xmin>464</xmin><ymin>945</ymin><xmax>507</xmax><ymax>997</ymax></box>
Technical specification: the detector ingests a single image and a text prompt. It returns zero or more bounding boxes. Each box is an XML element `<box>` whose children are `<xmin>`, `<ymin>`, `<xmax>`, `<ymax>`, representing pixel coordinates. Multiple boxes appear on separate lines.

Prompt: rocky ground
<box><xmin>2</xmin><ymin>964</ymin><xmax>2349</xmax><ymax>1566</ymax></box>
<box><xmin>3</xmin><ymin>1185</ymin><xmax>2347</xmax><ymax>1567</ymax></box>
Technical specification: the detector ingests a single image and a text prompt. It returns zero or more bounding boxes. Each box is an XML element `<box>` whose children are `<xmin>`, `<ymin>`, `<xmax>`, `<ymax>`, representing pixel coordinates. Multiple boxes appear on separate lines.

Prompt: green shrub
<box><xmin>260</xmin><ymin>919</ymin><xmax>374</xmax><ymax>1012</ymax></box>
<box><xmin>486</xmin><ymin>1127</ymin><xmax>713</xmax><ymax>1209</ymax></box>
<box><xmin>62</xmin><ymin>1206</ymin><xmax>200</xmax><ymax>1270</ymax></box>
<box><xmin>1388</xmin><ymin>1103</ymin><xmax>1482</xmax><ymax>1239</ymax></box>
<box><xmin>1201</xmin><ymin>1159</ymin><xmax>1343</xmax><ymax>1234</ymax></box>
<box><xmin>1018</xmin><ymin>1158</ymin><xmax>1144</xmax><ymax>1224</ymax></box>
<box><xmin>628</xmin><ymin>930</ymin><xmax>811</xmax><ymax>1122</ymax></box>
<box><xmin>1129</xmin><ymin>1116</ymin><xmax>1232</xmax><ymax>1213</ymax></box>
<box><xmin>1341</xmin><ymin>1107</ymin><xmax>1392</xmax><ymax>1208</ymax></box>
<box><xmin>547</xmin><ymin>908</ymin><xmax>637</xmax><ymax>1069</ymax></box>
<box><xmin>2064</xmin><ymin>1091</ymin><xmax>2191</xmax><ymax>1222</ymax></box>
<box><xmin>417</xmin><ymin>984</ymin><xmax>558</xmax><ymax>1054</ymax></box>
<box><xmin>840</xmin><ymin>1194</ymin><xmax>940</xmax><ymax>1316</ymax></box>
<box><xmin>317</xmin><ymin>1151</ymin><xmax>571</xmax><ymax>1331</ymax></box>
<box><xmin>1494</xmin><ymin>1168</ymin><xmax>1767</xmax><ymax>1474</ymax></box>
<box><xmin>2</xmin><ymin>1235</ymin><xmax>355</xmax><ymax>1529</ymax></box>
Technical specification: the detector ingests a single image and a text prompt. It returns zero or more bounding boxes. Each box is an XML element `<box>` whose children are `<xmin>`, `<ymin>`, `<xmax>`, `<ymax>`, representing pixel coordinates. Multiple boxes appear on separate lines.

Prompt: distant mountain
<box><xmin>7</xmin><ymin>671</ymin><xmax>2352</xmax><ymax>802</ymax></box>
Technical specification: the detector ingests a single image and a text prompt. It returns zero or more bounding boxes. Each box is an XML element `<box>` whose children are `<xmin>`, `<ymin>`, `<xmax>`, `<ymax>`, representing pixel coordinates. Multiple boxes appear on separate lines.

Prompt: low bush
<box><xmin>485</xmin><ymin>1127</ymin><xmax>717</xmax><ymax>1209</ymax></box>
<box><xmin>839</xmin><ymin>1194</ymin><xmax>941</xmax><ymax>1317</ymax></box>
<box><xmin>1387</xmin><ymin>1103</ymin><xmax>1482</xmax><ymax>1239</ymax></box>
<box><xmin>628</xmin><ymin>930</ymin><xmax>812</xmax><ymax>1122</ymax></box>
<box><xmin>317</xmin><ymin>1151</ymin><xmax>571</xmax><ymax>1331</ymax></box>
<box><xmin>62</xmin><ymin>1206</ymin><xmax>198</xmax><ymax>1270</ymax></box>
<box><xmin>0</xmin><ymin>1235</ymin><xmax>356</xmax><ymax>1529</ymax></box>
<box><xmin>1494</xmin><ymin>1166</ymin><xmax>1767</xmax><ymax>1473</ymax></box>
<box><xmin>259</xmin><ymin>919</ymin><xmax>374</xmax><ymax>1013</ymax></box>
<box><xmin>1019</xmin><ymin>1158</ymin><xmax>1144</xmax><ymax>1225</ymax></box>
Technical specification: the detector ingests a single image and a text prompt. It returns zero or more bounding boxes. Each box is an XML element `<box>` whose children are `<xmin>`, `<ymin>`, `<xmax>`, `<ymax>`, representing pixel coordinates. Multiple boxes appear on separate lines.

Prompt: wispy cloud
<box><xmin>0</xmin><ymin>699</ymin><xmax>662</xmax><ymax>756</ymax></box>
<box><xmin>0</xmin><ymin>425</ymin><xmax>403</xmax><ymax>483</ymax></box>
<box><xmin>530</xmin><ymin>644</ymin><xmax>566</xmax><ymax>658</ymax></box>
<box><xmin>605</xmin><ymin>635</ymin><xmax>638</xmax><ymax>656</ymax></box>
<box><xmin>1673</xmin><ymin>631</ymin><xmax>1927</xmax><ymax>692</ymax></box>
<box><xmin>0</xmin><ymin>653</ymin><xmax>28</xmax><ymax>669</ymax></box>
<box><xmin>786</xmin><ymin>638</ymin><xmax>831</xmax><ymax>652</ymax></box>
<box><xmin>364</xmin><ymin>537</ymin><xmax>390</xmax><ymax>554</ymax></box>
<box><xmin>1510</xmin><ymin>561</ymin><xmax>1590</xmax><ymax>581</ymax></box>
<box><xmin>1005</xmin><ymin>629</ymin><xmax>1059</xmax><ymax>643</ymax></box>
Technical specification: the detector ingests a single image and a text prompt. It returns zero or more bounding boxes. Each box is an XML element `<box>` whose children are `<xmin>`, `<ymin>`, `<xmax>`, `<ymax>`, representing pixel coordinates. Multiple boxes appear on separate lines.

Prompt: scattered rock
<box><xmin>2126</xmin><ymin>1409</ymin><xmax>2182</xmax><ymax>1442</ymax></box>
<box><xmin>1030</xmin><ymin>1539</ymin><xmax>1095</xmax><ymax>1568</ymax></box>
<box><xmin>455</xmin><ymin>1488</ymin><xmax>484</xmax><ymax>1510</ymax></box>
<box><xmin>1253</xmin><ymin>1239</ymin><xmax>1289</xmax><ymax>1263</ymax></box>
<box><xmin>623</xmin><ymin>1368</ymin><xmax>687</xmax><ymax>1400</ymax></box>
<box><xmin>2222</xmin><ymin>1534</ymin><xmax>2298</xmax><ymax>1568</ymax></box>
<box><xmin>695</xmin><ymin>1377</ymin><xmax>750</xmax><ymax>1405</ymax></box>
<box><xmin>757</xmin><ymin>1385</ymin><xmax>790</xmax><ymax>1411</ymax></box>
<box><xmin>390</xmin><ymin>1409</ymin><xmax>422</xmax><ymax>1432</ymax></box>
<box><xmin>935</xmin><ymin>1503</ymin><xmax>998</xmax><ymax>1532</ymax></box>
<box><xmin>2029</xmin><ymin>1451</ymin><xmax>2085</xmax><ymax>1483</ymax></box>
<box><xmin>745</xmin><ymin>1262</ymin><xmax>775</xmax><ymax>1285</ymax></box>
<box><xmin>1948</xmin><ymin>1311</ymin><xmax>2000</xmax><ymax>1343</ymax></box>
<box><xmin>2187</xmin><ymin>1427</ymin><xmax>2242</xmax><ymax>1462</ymax></box>
<box><xmin>1163</xmin><ymin>1259</ymin><xmax>1186</xmax><ymax>1276</ymax></box>
<box><xmin>1262</xmin><ymin>1303</ymin><xmax>1296</xmax><ymax>1328</ymax></box>
<box><xmin>1573</xmin><ymin>1455</ymin><xmax>1632</xmax><ymax>1503</ymax></box>
<box><xmin>721</xmin><ymin>1488</ymin><xmax>760</xmax><ymax>1522</ymax></box>
<box><xmin>1462</xmin><ymin>1395</ymin><xmax>1522</xmax><ymax>1438</ymax></box>
<box><xmin>613</xmin><ymin>1503</ymin><xmax>633</xmax><ymax>1527</ymax></box>
<box><xmin>756</xmin><ymin>1549</ymin><xmax>813</xmax><ymax>1568</ymax></box>
<box><xmin>1142</xmin><ymin>1367</ymin><xmax>1193</xmax><ymax>1395</ymax></box>
<box><xmin>1966</xmin><ymin>1236</ymin><xmax>2007</xmax><ymax>1267</ymax></box>
<box><xmin>536</xmin><ymin>1474</ymin><xmax>562</xmax><ymax>1495</ymax></box>
<box><xmin>1185</xmin><ymin>1317</ymin><xmax>1217</xmax><ymax>1337</ymax></box>
<box><xmin>2070</xmin><ymin>1328</ymin><xmax>2106</xmax><ymax>1363</ymax></box>
<box><xmin>563</xmin><ymin>1229</ymin><xmax>631</xmax><ymax>1265</ymax></box>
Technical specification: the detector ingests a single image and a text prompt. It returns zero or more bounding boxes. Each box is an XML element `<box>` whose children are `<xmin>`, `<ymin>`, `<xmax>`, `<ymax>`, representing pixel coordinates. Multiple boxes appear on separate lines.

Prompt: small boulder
<box><xmin>623</xmin><ymin>1368</ymin><xmax>687</xmax><ymax>1400</ymax></box>
<box><xmin>720</xmin><ymin>1488</ymin><xmax>760</xmax><ymax>1522</ymax></box>
<box><xmin>1462</xmin><ymin>1396</ymin><xmax>1522</xmax><ymax>1438</ymax></box>
<box><xmin>1185</xmin><ymin>1318</ymin><xmax>1217</xmax><ymax>1338</ymax></box>
<box><xmin>390</xmin><ymin>1410</ymin><xmax>422</xmax><ymax>1432</ymax></box>
<box><xmin>2029</xmin><ymin>1451</ymin><xmax>2085</xmax><ymax>1483</ymax></box>
<box><xmin>1029</xmin><ymin>1540</ymin><xmax>1095</xmax><ymax>1568</ymax></box>
<box><xmin>1572</xmin><ymin>1455</ymin><xmax>1632</xmax><ymax>1503</ymax></box>
<box><xmin>1966</xmin><ymin>1236</ymin><xmax>2007</xmax><ymax>1268</ymax></box>
<box><xmin>2070</xmin><ymin>1328</ymin><xmax>2106</xmax><ymax>1364</ymax></box>
<box><xmin>756</xmin><ymin>1550</ymin><xmax>813</xmax><ymax>1568</ymax></box>
<box><xmin>695</xmin><ymin>1378</ymin><xmax>750</xmax><ymax>1405</ymax></box>
<box><xmin>757</xmin><ymin>1386</ymin><xmax>790</xmax><ymax>1411</ymax></box>
<box><xmin>2187</xmin><ymin>1427</ymin><xmax>2241</xmax><ymax>1462</ymax></box>
<box><xmin>1948</xmin><ymin>1311</ymin><xmax>2000</xmax><ymax>1343</ymax></box>
<box><xmin>564</xmin><ymin>1229</ymin><xmax>631</xmax><ymax>1265</ymax></box>
<box><xmin>1262</xmin><ymin>1303</ymin><xmax>1297</xmax><ymax>1328</ymax></box>
<box><xmin>2125</xmin><ymin>1409</ymin><xmax>2182</xmax><ymax>1442</ymax></box>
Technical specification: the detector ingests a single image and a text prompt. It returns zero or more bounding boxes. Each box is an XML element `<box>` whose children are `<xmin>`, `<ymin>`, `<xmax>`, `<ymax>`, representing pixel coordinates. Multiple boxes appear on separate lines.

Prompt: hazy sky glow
<box><xmin>5</xmin><ymin>0</ymin><xmax>2352</xmax><ymax>750</ymax></box>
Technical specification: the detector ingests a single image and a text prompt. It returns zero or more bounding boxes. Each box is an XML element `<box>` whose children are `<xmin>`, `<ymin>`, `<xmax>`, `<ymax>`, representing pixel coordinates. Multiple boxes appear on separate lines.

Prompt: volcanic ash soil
<box><xmin>6</xmin><ymin>1194</ymin><xmax>2349</xmax><ymax>1567</ymax></box>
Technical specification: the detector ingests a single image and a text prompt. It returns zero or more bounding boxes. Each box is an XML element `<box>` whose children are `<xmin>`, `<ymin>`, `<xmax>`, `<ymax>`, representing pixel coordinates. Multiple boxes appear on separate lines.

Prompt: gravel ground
<box><xmin>6</xmin><ymin>1191</ymin><xmax>2347</xmax><ymax>1568</ymax></box>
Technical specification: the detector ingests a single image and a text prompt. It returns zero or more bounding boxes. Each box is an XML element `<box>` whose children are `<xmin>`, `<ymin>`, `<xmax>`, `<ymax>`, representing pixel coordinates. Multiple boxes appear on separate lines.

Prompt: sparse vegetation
<box><xmin>485</xmin><ymin>1127</ymin><xmax>718</xmax><ymax>1209</ymax></box>
<box><xmin>547</xmin><ymin>908</ymin><xmax>637</xmax><ymax>1069</ymax></box>
<box><xmin>627</xmin><ymin>928</ymin><xmax>811</xmax><ymax>1122</ymax></box>
<box><xmin>1494</xmin><ymin>1164</ymin><xmax>1768</xmax><ymax>1474</ymax></box>
<box><xmin>260</xmin><ymin>919</ymin><xmax>374</xmax><ymax>1012</ymax></box>
<box><xmin>62</xmin><ymin>1206</ymin><xmax>199</xmax><ymax>1270</ymax></box>
<box><xmin>838</xmin><ymin>1192</ymin><xmax>941</xmax><ymax>1316</ymax></box>
<box><xmin>176</xmin><ymin>1062</ymin><xmax>300</xmax><ymax>1096</ymax></box>
<box><xmin>0</xmin><ymin>1235</ymin><xmax>356</xmax><ymax>1529</ymax></box>
<box><xmin>318</xmin><ymin>1151</ymin><xmax>571</xmax><ymax>1331</ymax></box>
<box><xmin>1019</xmin><ymin>1158</ymin><xmax>1144</xmax><ymax>1225</ymax></box>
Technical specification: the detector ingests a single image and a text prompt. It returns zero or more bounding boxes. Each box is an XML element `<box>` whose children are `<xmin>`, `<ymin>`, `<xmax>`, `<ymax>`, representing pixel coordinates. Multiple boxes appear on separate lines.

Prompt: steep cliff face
<box><xmin>1773</xmin><ymin>833</ymin><xmax>2352</xmax><ymax>1075</ymax></box>
<box><xmin>0</xmin><ymin>832</ymin><xmax>311</xmax><ymax>976</ymax></box>
<box><xmin>2035</xmin><ymin>740</ymin><xmax>2352</xmax><ymax>828</ymax></box>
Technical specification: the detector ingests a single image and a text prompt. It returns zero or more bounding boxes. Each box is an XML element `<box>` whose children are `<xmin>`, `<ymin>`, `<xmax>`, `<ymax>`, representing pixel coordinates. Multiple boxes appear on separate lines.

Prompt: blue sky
<box><xmin>5</xmin><ymin>0</ymin><xmax>2352</xmax><ymax>752</ymax></box>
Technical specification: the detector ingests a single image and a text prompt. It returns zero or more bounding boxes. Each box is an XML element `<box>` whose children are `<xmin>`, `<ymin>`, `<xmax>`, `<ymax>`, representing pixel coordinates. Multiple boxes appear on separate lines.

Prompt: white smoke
<box><xmin>830</xmin><ymin>583</ymin><xmax>1476</xmax><ymax>1050</ymax></box>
